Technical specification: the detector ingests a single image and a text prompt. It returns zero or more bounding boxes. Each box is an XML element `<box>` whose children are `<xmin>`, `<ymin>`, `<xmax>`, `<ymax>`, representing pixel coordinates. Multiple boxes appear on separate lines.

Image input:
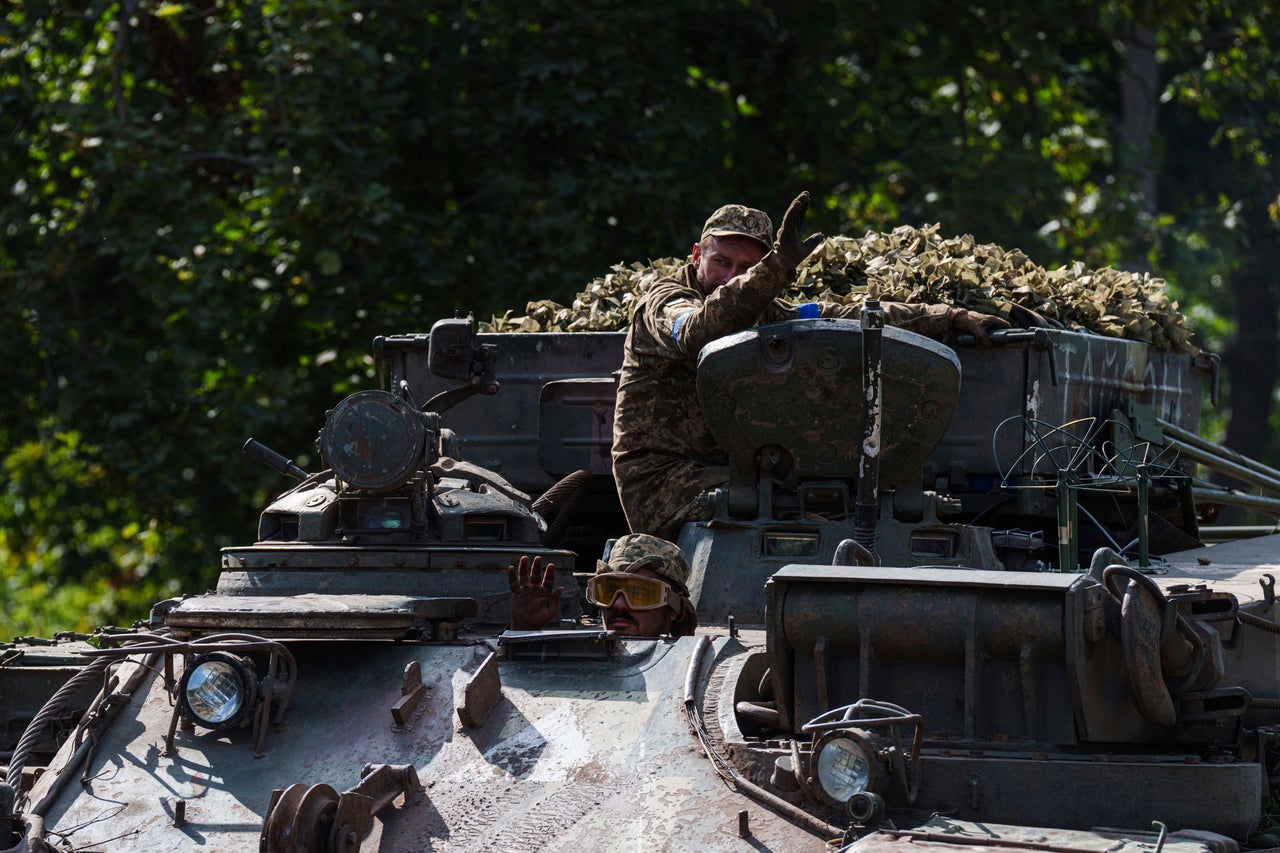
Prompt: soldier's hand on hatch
<box><xmin>774</xmin><ymin>191</ymin><xmax>825</xmax><ymax>271</ymax></box>
<box><xmin>507</xmin><ymin>555</ymin><xmax>563</xmax><ymax>631</ymax></box>
<box><xmin>951</xmin><ymin>308</ymin><xmax>1011</xmax><ymax>345</ymax></box>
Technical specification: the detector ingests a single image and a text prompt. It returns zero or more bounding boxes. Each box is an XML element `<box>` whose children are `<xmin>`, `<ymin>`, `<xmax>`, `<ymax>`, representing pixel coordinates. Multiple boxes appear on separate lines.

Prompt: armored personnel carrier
<box><xmin>3</xmin><ymin>309</ymin><xmax>1279</xmax><ymax>852</ymax></box>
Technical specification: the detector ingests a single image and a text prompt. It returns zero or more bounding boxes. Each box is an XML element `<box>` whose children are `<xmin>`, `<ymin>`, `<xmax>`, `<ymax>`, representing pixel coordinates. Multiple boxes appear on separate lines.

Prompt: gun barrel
<box><xmin>243</xmin><ymin>438</ymin><xmax>309</xmax><ymax>481</ymax></box>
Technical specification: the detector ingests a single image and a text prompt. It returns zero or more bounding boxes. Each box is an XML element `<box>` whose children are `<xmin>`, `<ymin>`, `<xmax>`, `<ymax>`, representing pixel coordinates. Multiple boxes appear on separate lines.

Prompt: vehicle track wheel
<box><xmin>262</xmin><ymin>782</ymin><xmax>341</xmax><ymax>852</ymax></box>
<box><xmin>262</xmin><ymin>783</ymin><xmax>307</xmax><ymax>852</ymax></box>
<box><xmin>292</xmin><ymin>784</ymin><xmax>340</xmax><ymax>852</ymax></box>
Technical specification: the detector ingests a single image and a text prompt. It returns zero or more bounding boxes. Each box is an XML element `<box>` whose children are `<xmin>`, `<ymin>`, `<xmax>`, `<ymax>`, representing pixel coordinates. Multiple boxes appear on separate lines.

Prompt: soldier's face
<box><xmin>692</xmin><ymin>235</ymin><xmax>767</xmax><ymax>294</ymax></box>
<box><xmin>600</xmin><ymin>567</ymin><xmax>676</xmax><ymax>637</ymax></box>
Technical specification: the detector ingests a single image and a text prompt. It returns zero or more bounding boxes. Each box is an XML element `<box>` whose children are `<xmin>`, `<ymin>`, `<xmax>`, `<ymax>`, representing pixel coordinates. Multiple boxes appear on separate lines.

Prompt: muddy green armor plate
<box><xmin>697</xmin><ymin>318</ymin><xmax>961</xmax><ymax>489</ymax></box>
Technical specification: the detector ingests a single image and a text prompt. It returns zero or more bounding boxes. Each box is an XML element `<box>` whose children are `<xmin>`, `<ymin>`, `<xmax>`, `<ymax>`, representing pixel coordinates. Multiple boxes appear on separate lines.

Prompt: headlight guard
<box><xmin>802</xmin><ymin>698</ymin><xmax>922</xmax><ymax>816</ymax></box>
<box><xmin>180</xmin><ymin>651</ymin><xmax>259</xmax><ymax>730</ymax></box>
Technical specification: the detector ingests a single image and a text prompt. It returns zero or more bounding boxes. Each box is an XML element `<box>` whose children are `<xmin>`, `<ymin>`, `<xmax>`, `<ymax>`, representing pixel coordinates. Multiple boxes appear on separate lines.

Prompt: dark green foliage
<box><xmin>2</xmin><ymin>0</ymin><xmax>1276</xmax><ymax>636</ymax></box>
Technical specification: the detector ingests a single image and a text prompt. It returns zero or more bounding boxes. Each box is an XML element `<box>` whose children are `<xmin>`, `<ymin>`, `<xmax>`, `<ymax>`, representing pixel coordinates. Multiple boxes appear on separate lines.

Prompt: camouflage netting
<box><xmin>481</xmin><ymin>224</ymin><xmax>1197</xmax><ymax>354</ymax></box>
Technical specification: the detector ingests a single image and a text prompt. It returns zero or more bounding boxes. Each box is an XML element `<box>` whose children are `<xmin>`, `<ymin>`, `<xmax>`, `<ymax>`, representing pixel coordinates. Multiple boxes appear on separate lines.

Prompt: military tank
<box><xmin>4</xmin><ymin>310</ymin><xmax>1280</xmax><ymax>853</ymax></box>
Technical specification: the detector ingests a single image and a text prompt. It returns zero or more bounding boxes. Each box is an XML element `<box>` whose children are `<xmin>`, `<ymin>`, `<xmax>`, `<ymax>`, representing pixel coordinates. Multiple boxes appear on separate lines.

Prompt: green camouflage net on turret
<box><xmin>481</xmin><ymin>224</ymin><xmax>1197</xmax><ymax>354</ymax></box>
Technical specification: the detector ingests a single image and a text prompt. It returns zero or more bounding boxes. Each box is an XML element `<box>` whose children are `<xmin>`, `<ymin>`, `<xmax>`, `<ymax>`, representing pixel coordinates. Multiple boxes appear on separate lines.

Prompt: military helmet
<box><xmin>596</xmin><ymin>533</ymin><xmax>690</xmax><ymax>594</ymax></box>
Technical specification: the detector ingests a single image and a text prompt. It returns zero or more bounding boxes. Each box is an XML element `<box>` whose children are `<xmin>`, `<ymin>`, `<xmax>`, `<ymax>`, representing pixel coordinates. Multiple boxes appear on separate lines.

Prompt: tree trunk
<box><xmin>1120</xmin><ymin>21</ymin><xmax>1159</xmax><ymax>214</ymax></box>
<box><xmin>1216</xmin><ymin>265</ymin><xmax>1280</xmax><ymax>521</ymax></box>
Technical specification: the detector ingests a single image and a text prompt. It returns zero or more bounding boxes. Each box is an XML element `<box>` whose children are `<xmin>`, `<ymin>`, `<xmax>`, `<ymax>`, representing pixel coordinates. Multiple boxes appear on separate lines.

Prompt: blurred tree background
<box><xmin>2</xmin><ymin>0</ymin><xmax>1276</xmax><ymax>638</ymax></box>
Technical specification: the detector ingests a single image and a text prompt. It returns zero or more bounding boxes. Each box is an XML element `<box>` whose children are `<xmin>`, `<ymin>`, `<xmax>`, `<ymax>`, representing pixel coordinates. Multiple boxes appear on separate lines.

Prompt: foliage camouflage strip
<box><xmin>482</xmin><ymin>223</ymin><xmax>1197</xmax><ymax>354</ymax></box>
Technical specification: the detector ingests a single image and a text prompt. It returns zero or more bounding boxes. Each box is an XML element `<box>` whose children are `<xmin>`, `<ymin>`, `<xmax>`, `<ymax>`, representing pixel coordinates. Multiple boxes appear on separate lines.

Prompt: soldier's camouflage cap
<box><xmin>596</xmin><ymin>533</ymin><xmax>690</xmax><ymax>594</ymax></box>
<box><xmin>701</xmin><ymin>204</ymin><xmax>773</xmax><ymax>251</ymax></box>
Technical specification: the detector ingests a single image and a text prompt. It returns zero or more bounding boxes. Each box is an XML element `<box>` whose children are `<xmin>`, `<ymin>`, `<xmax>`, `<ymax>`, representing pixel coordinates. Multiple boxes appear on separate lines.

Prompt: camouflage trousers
<box><xmin>613</xmin><ymin>457</ymin><xmax>729</xmax><ymax>542</ymax></box>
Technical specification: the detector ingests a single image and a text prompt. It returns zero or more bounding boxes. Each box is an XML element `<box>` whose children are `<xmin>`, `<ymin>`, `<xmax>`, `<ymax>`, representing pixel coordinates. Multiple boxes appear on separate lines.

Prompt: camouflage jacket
<box><xmin>611</xmin><ymin>254</ymin><xmax>955</xmax><ymax>539</ymax></box>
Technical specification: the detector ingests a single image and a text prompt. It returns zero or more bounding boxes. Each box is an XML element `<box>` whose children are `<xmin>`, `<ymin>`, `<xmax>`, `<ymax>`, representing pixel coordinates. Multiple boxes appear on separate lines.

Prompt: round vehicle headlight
<box><xmin>181</xmin><ymin>652</ymin><xmax>258</xmax><ymax>730</ymax></box>
<box><xmin>812</xmin><ymin>729</ymin><xmax>881</xmax><ymax>807</ymax></box>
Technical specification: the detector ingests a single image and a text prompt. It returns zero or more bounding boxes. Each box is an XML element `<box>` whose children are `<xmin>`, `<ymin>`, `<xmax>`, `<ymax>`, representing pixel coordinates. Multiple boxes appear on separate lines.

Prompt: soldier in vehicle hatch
<box><xmin>611</xmin><ymin>190</ymin><xmax>1011</xmax><ymax>541</ymax></box>
<box><xmin>508</xmin><ymin>533</ymin><xmax>697</xmax><ymax>638</ymax></box>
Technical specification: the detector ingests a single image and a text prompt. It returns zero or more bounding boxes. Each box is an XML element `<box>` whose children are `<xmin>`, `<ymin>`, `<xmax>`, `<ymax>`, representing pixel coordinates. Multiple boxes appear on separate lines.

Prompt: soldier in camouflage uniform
<box><xmin>508</xmin><ymin>533</ymin><xmax>697</xmax><ymax>637</ymax></box>
<box><xmin>612</xmin><ymin>191</ymin><xmax>1009</xmax><ymax>541</ymax></box>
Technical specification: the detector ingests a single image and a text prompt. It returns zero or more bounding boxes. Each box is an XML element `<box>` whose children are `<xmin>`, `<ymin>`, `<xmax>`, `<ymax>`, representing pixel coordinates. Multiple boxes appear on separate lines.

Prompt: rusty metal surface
<box><xmin>260</xmin><ymin>763</ymin><xmax>419</xmax><ymax>851</ymax></box>
<box><xmin>909</xmin><ymin>752</ymin><xmax>1257</xmax><ymax>840</ymax></box>
<box><xmin>30</xmin><ymin>636</ymin><xmax>826</xmax><ymax>851</ymax></box>
<box><xmin>1141</xmin><ymin>534</ymin><xmax>1280</xmax><ymax>727</ymax></box>
<box><xmin>1119</xmin><ymin>579</ymin><xmax>1177</xmax><ymax>727</ymax></box>
<box><xmin>841</xmin><ymin>816</ymin><xmax>1236</xmax><ymax>853</ymax></box>
<box><xmin>766</xmin><ymin>566</ymin><xmax>1092</xmax><ymax>742</ymax></box>
<box><xmin>712</xmin><ymin>635</ymin><xmax>1257</xmax><ymax>841</ymax></box>
<box><xmin>762</xmin><ymin>564</ymin><xmax>1250</xmax><ymax>749</ymax></box>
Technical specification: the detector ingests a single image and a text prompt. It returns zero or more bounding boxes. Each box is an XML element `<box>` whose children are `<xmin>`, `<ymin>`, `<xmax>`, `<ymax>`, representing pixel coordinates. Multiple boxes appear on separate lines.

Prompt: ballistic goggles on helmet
<box><xmin>585</xmin><ymin>572</ymin><xmax>676</xmax><ymax>611</ymax></box>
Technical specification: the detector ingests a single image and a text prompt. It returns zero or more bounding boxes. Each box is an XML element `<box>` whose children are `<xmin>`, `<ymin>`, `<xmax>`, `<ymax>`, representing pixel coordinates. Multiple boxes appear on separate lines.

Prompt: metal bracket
<box><xmin>391</xmin><ymin>660</ymin><xmax>430</xmax><ymax>726</ymax></box>
<box><xmin>260</xmin><ymin>763</ymin><xmax>420</xmax><ymax>852</ymax></box>
<box><xmin>457</xmin><ymin>651</ymin><xmax>501</xmax><ymax>728</ymax></box>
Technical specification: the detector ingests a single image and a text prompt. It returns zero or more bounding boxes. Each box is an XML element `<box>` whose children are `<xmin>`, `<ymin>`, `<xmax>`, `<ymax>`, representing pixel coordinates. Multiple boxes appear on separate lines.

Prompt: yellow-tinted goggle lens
<box><xmin>586</xmin><ymin>573</ymin><xmax>672</xmax><ymax>610</ymax></box>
